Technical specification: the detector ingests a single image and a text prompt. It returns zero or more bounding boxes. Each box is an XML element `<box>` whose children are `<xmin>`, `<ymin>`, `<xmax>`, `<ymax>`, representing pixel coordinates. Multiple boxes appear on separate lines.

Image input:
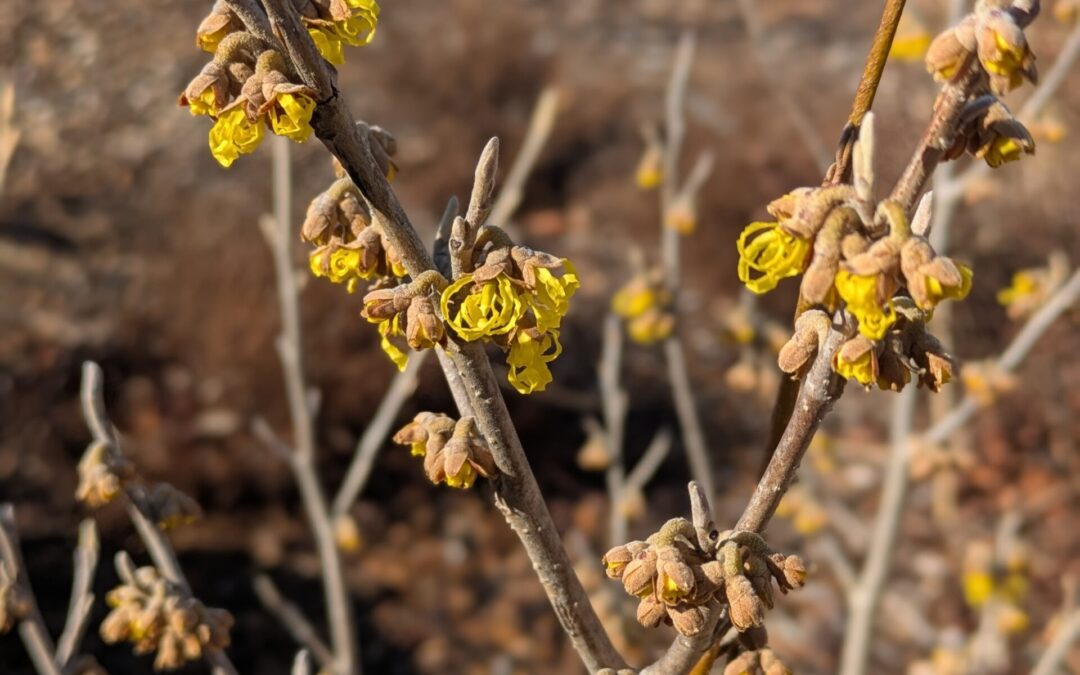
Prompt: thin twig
<box><xmin>260</xmin><ymin>134</ymin><xmax>360</xmax><ymax>675</ymax></box>
<box><xmin>258</xmin><ymin>1</ymin><xmax>626</xmax><ymax>668</ymax></box>
<box><xmin>292</xmin><ymin>649</ymin><xmax>314</xmax><ymax>675</ymax></box>
<box><xmin>733</xmin><ymin>0</ymin><xmax>833</xmax><ymax>172</ymax></box>
<box><xmin>0</xmin><ymin>505</ymin><xmax>61</xmax><ymax>675</ymax></box>
<box><xmin>54</xmin><ymin>519</ymin><xmax>99</xmax><ymax>670</ymax></box>
<box><xmin>599</xmin><ymin>313</ymin><xmax>629</xmax><ymax>546</ymax></box>
<box><xmin>623</xmin><ymin>428</ymin><xmax>674</xmax><ymax>495</ymax></box>
<box><xmin>487</xmin><ymin>87</ymin><xmax>561</xmax><ymax>228</ymax></box>
<box><xmin>1031</xmin><ymin>608</ymin><xmax>1080</xmax><ymax>675</ymax></box>
<box><xmin>735</xmin><ymin>324</ymin><xmax>848</xmax><ymax>533</ymax></box>
<box><xmin>663</xmin><ymin>339</ymin><xmax>716</xmax><ymax>510</ymax></box>
<box><xmin>253</xmin><ymin>575</ymin><xmax>335</xmax><ymax>669</ymax></box>
<box><xmin>331</xmin><ymin>352</ymin><xmax>427</xmax><ymax>519</ymax></box>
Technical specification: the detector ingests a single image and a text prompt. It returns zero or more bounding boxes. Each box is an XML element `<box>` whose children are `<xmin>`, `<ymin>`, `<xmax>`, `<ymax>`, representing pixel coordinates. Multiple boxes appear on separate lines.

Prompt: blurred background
<box><xmin>2</xmin><ymin>0</ymin><xmax>1080</xmax><ymax>673</ymax></box>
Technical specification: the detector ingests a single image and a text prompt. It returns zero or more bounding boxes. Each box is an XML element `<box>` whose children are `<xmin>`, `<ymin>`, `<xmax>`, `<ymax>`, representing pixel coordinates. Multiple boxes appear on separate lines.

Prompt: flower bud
<box><xmin>725</xmin><ymin>575</ymin><xmax>765</xmax><ymax>631</ymax></box>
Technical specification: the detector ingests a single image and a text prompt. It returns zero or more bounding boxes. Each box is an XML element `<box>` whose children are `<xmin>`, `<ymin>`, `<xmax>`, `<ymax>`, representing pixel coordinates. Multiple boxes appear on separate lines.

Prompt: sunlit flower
<box><xmin>923</xmin><ymin>263</ymin><xmax>973</xmax><ymax>308</ymax></box>
<box><xmin>627</xmin><ymin>308</ymin><xmax>674</xmax><ymax>345</ymax></box>
<box><xmin>267</xmin><ymin>93</ymin><xmax>316</xmax><ymax>142</ymax></box>
<box><xmin>982</xmin><ymin>136</ymin><xmax>1028</xmax><ymax>167</ymax></box>
<box><xmin>334</xmin><ymin>0</ymin><xmax>380</xmax><ymax>46</ymax></box>
<box><xmin>507</xmin><ymin>330</ymin><xmax>561</xmax><ymax>394</ymax></box>
<box><xmin>530</xmin><ymin>261</ymin><xmax>579</xmax><ymax>333</ymax></box>
<box><xmin>376</xmin><ymin>313</ymin><xmax>409</xmax><ymax>371</ymax></box>
<box><xmin>441</xmin><ymin>274</ymin><xmax>528</xmax><ymax>341</ymax></box>
<box><xmin>309</xmin><ymin>27</ymin><xmax>345</xmax><ymax>65</ymax></box>
<box><xmin>833</xmin><ymin>335</ymin><xmax>879</xmax><ymax>386</ymax></box>
<box><xmin>889</xmin><ymin>11</ymin><xmax>932</xmax><ymax>62</ymax></box>
<box><xmin>208</xmin><ymin>108</ymin><xmax>264</xmax><ymax>168</ymax></box>
<box><xmin>834</xmin><ymin>271</ymin><xmax>896</xmax><ymax>340</ymax></box>
<box><xmin>737</xmin><ymin>221</ymin><xmax>810</xmax><ymax>294</ymax></box>
<box><xmin>977</xmin><ymin>17</ymin><xmax>1034</xmax><ymax>93</ymax></box>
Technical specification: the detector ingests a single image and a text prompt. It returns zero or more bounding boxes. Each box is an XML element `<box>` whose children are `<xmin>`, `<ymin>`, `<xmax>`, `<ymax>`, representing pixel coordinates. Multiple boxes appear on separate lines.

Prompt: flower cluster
<box><xmin>611</xmin><ymin>270</ymin><xmax>674</xmax><ymax>345</ymax></box>
<box><xmin>926</xmin><ymin>1</ymin><xmax>1038</xmax><ymax>95</ymax></box>
<box><xmin>962</xmin><ymin>540</ymin><xmax>1031</xmax><ymax>635</ymax></box>
<box><xmin>440</xmin><ymin>232</ymin><xmax>579</xmax><ymax>394</ymax></box>
<box><xmin>603</xmin><ymin>522</ymin><xmax>806</xmax><ymax>637</ymax></box>
<box><xmin>295</xmin><ymin>0</ymin><xmax>380</xmax><ymax>65</ymax></box>
<box><xmin>996</xmin><ymin>252</ymin><xmax>1070</xmax><ymax>319</ymax></box>
<box><xmin>360</xmin><ymin>271</ymin><xmax>447</xmax><ymax>370</ymax></box>
<box><xmin>393</xmin><ymin>413</ymin><xmax>497</xmax><ymax>489</ymax></box>
<box><xmin>101</xmin><ymin>558</ymin><xmax>233</xmax><ymax>671</ymax></box>
<box><xmin>76</xmin><ymin>440</ymin><xmax>135</xmax><ymax>508</ymax></box>
<box><xmin>303</xmin><ymin>174</ymin><xmax>406</xmax><ymax>293</ymax></box>
<box><xmin>181</xmin><ymin>31</ymin><xmax>319</xmax><ymax>167</ymax></box>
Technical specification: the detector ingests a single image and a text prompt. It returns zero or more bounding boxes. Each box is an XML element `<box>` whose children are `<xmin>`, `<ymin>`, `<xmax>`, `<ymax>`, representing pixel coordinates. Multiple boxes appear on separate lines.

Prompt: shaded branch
<box><xmin>54</xmin><ymin>519</ymin><xmax>99</xmax><ymax>670</ymax></box>
<box><xmin>253</xmin><ymin>575</ymin><xmax>335</xmax><ymax>669</ymax></box>
<box><xmin>0</xmin><ymin>505</ymin><xmax>61</xmax><ymax>675</ymax></box>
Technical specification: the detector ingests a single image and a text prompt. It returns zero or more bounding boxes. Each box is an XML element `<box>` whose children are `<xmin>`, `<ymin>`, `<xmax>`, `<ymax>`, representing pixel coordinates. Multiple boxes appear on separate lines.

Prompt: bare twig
<box><xmin>599</xmin><ymin>313</ymin><xmax>629</xmax><ymax>545</ymax></box>
<box><xmin>623</xmin><ymin>428</ymin><xmax>674</xmax><ymax>495</ymax></box>
<box><xmin>253</xmin><ymin>575</ymin><xmax>335</xmax><ymax>669</ymax></box>
<box><xmin>331</xmin><ymin>352</ymin><xmax>427</xmax><ymax>519</ymax></box>
<box><xmin>0</xmin><ymin>505</ymin><xmax>61</xmax><ymax>675</ymax></box>
<box><xmin>733</xmin><ymin>0</ymin><xmax>833</xmax><ymax>172</ymax></box>
<box><xmin>260</xmin><ymin>135</ymin><xmax>360</xmax><ymax>675</ymax></box>
<box><xmin>292</xmin><ymin>649</ymin><xmax>315</xmax><ymax>675</ymax></box>
<box><xmin>735</xmin><ymin>324</ymin><xmax>848</xmax><ymax>533</ymax></box>
<box><xmin>1031</xmin><ymin>608</ymin><xmax>1080</xmax><ymax>675</ymax></box>
<box><xmin>655</xmin><ymin>31</ymin><xmax>717</xmax><ymax>511</ymax></box>
<box><xmin>487</xmin><ymin>87</ymin><xmax>561</xmax><ymax>228</ymax></box>
<box><xmin>54</xmin><ymin>519</ymin><xmax>99</xmax><ymax>670</ymax></box>
<box><xmin>258</xmin><ymin>2</ymin><xmax>624</xmax><ymax>667</ymax></box>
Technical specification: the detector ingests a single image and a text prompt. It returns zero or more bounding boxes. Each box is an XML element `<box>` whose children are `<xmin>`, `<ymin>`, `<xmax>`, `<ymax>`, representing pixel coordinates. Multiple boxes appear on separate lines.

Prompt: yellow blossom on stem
<box><xmin>834</xmin><ymin>271</ymin><xmax>896</xmax><ymax>340</ymax></box>
<box><xmin>444</xmin><ymin>460</ymin><xmax>476</xmax><ymax>489</ymax></box>
<box><xmin>736</xmin><ymin>221</ymin><xmax>810</xmax><ymax>294</ymax></box>
<box><xmin>309</xmin><ymin>27</ymin><xmax>345</xmax><ymax>65</ymax></box>
<box><xmin>530</xmin><ymin>261</ymin><xmax>579</xmax><ymax>333</ymax></box>
<box><xmin>441</xmin><ymin>274</ymin><xmax>528</xmax><ymax>341</ymax></box>
<box><xmin>335</xmin><ymin>0</ymin><xmax>380</xmax><ymax>46</ymax></box>
<box><xmin>268</xmin><ymin>93</ymin><xmax>316</xmax><ymax>142</ymax></box>
<box><xmin>923</xmin><ymin>263</ymin><xmax>973</xmax><ymax>307</ymax></box>
<box><xmin>187</xmin><ymin>89</ymin><xmax>218</xmax><ymax>117</ymax></box>
<box><xmin>996</xmin><ymin>270</ymin><xmax>1038</xmax><ymax>307</ymax></box>
<box><xmin>376</xmin><ymin>314</ymin><xmax>409</xmax><ymax>371</ymax></box>
<box><xmin>982</xmin><ymin>136</ymin><xmax>1028</xmax><ymax>168</ymax></box>
<box><xmin>612</xmin><ymin>283</ymin><xmax>660</xmax><ymax>319</ymax></box>
<box><xmin>208</xmin><ymin>108</ymin><xmax>264</xmax><ymax>168</ymax></box>
<box><xmin>833</xmin><ymin>344</ymin><xmax>878</xmax><ymax>386</ymax></box>
<box><xmin>507</xmin><ymin>330</ymin><xmax>561</xmax><ymax>394</ymax></box>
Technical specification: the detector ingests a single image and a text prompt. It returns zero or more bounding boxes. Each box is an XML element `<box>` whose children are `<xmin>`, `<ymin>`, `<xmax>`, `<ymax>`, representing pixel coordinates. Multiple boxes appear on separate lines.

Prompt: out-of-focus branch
<box><xmin>54</xmin><ymin>519</ymin><xmax>99</xmax><ymax>670</ymax></box>
<box><xmin>1031</xmin><ymin>608</ymin><xmax>1080</xmax><ymax>675</ymax></box>
<box><xmin>258</xmin><ymin>135</ymin><xmax>360</xmax><ymax>675</ymax></box>
<box><xmin>837</xmin><ymin>268</ymin><xmax>1080</xmax><ymax>675</ymax></box>
<box><xmin>331</xmin><ymin>352</ymin><xmax>427</xmax><ymax>520</ymax></box>
<box><xmin>599</xmin><ymin>313</ymin><xmax>630</xmax><ymax>546</ymax></box>
<box><xmin>292</xmin><ymin>650</ymin><xmax>314</xmax><ymax>675</ymax></box>
<box><xmin>257</xmin><ymin>1</ymin><xmax>625</xmax><ymax>668</ymax></box>
<box><xmin>0</xmin><ymin>505</ymin><xmax>61</xmax><ymax>675</ymax></box>
<box><xmin>623</xmin><ymin>428</ymin><xmax>674</xmax><ymax>495</ymax></box>
<box><xmin>655</xmin><ymin>31</ymin><xmax>717</xmax><ymax>510</ymax></box>
<box><xmin>80</xmin><ymin>366</ymin><xmax>239</xmax><ymax>675</ymax></box>
<box><xmin>488</xmin><ymin>87</ymin><xmax>561</xmax><ymax>228</ymax></box>
<box><xmin>733</xmin><ymin>0</ymin><xmax>832</xmax><ymax>172</ymax></box>
<box><xmin>253</xmin><ymin>575</ymin><xmax>335</xmax><ymax>669</ymax></box>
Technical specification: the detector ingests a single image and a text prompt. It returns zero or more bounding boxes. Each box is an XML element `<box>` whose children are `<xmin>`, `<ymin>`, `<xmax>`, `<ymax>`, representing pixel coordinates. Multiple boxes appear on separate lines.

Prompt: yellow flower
<box><xmin>507</xmin><ymin>330</ymin><xmax>561</xmax><ymax>394</ymax></box>
<box><xmin>983</xmin><ymin>31</ymin><xmax>1028</xmax><ymax>79</ymax></box>
<box><xmin>441</xmin><ymin>274</ymin><xmax>528</xmax><ymax>341</ymax></box>
<box><xmin>334</xmin><ymin>0</ymin><xmax>380</xmax><ymax>46</ymax></box>
<box><xmin>924</xmin><ymin>263</ymin><xmax>973</xmax><ymax>307</ymax></box>
<box><xmin>998</xmin><ymin>271</ymin><xmax>1038</xmax><ymax>307</ymax></box>
<box><xmin>834</xmin><ymin>347</ymin><xmax>877</xmax><ymax>385</ymax></box>
<box><xmin>963</xmin><ymin>570</ymin><xmax>995</xmax><ymax>607</ymax></box>
<box><xmin>187</xmin><ymin>89</ymin><xmax>218</xmax><ymax>117</ymax></box>
<box><xmin>444</xmin><ymin>460</ymin><xmax>476</xmax><ymax>489</ymax></box>
<box><xmin>268</xmin><ymin>93</ymin><xmax>316</xmax><ymax>143</ymax></box>
<box><xmin>982</xmin><ymin>136</ymin><xmax>1027</xmax><ymax>168</ymax></box>
<box><xmin>612</xmin><ymin>282</ymin><xmax>659</xmax><ymax>319</ymax></box>
<box><xmin>377</xmin><ymin>314</ymin><xmax>409</xmax><ymax>371</ymax></box>
<box><xmin>659</xmin><ymin>573</ymin><xmax>689</xmax><ymax>604</ymax></box>
<box><xmin>736</xmin><ymin>221</ymin><xmax>810</xmax><ymax>294</ymax></box>
<box><xmin>197</xmin><ymin>26</ymin><xmax>231</xmax><ymax>54</ymax></box>
<box><xmin>635</xmin><ymin>144</ymin><xmax>663</xmax><ymax>189</ymax></box>
<box><xmin>530</xmin><ymin>261</ymin><xmax>579</xmax><ymax>333</ymax></box>
<box><xmin>208</xmin><ymin>109</ymin><xmax>264</xmax><ymax>168</ymax></box>
<box><xmin>890</xmin><ymin>33</ymin><xmax>932</xmax><ymax>61</ymax></box>
<box><xmin>835</xmin><ymin>271</ymin><xmax>896</xmax><ymax>340</ymax></box>
<box><xmin>309</xmin><ymin>27</ymin><xmax>345</xmax><ymax>65</ymax></box>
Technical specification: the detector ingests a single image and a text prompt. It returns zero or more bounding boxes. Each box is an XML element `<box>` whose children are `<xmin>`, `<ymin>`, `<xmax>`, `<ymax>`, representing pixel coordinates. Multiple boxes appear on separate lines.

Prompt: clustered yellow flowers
<box><xmin>611</xmin><ymin>270</ymin><xmax>674</xmax><ymax>345</ymax></box>
<box><xmin>360</xmin><ymin>271</ymin><xmax>447</xmax><ymax>370</ymax></box>
<box><xmin>440</xmin><ymin>235</ymin><xmax>579</xmax><ymax>394</ymax></box>
<box><xmin>181</xmin><ymin>30</ymin><xmax>319</xmax><ymax>167</ymax></box>
<box><xmin>926</xmin><ymin>1</ymin><xmax>1038</xmax><ymax>95</ymax></box>
<box><xmin>101</xmin><ymin>556</ymin><xmax>233</xmax><ymax>671</ymax></box>
<box><xmin>962</xmin><ymin>540</ymin><xmax>1031</xmax><ymax>635</ymax></box>
<box><xmin>393</xmin><ymin>413</ymin><xmax>497</xmax><ymax>489</ymax></box>
<box><xmin>996</xmin><ymin>251</ymin><xmax>1070</xmax><ymax>319</ymax></box>
<box><xmin>603</xmin><ymin>523</ymin><xmax>806</xmax><ymax>638</ymax></box>
<box><xmin>296</xmin><ymin>0</ymin><xmax>381</xmax><ymax>66</ymax></box>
